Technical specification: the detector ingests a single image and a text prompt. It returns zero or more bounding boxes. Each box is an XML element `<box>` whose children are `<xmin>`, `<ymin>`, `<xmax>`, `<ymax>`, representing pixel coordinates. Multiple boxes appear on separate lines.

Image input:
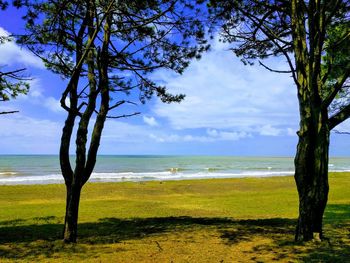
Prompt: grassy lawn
<box><xmin>0</xmin><ymin>173</ymin><xmax>349</xmax><ymax>262</ymax></box>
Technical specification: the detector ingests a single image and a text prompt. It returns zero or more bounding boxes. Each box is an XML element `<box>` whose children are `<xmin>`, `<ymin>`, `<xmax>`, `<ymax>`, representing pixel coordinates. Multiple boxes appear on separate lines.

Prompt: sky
<box><xmin>0</xmin><ymin>8</ymin><xmax>349</xmax><ymax>156</ymax></box>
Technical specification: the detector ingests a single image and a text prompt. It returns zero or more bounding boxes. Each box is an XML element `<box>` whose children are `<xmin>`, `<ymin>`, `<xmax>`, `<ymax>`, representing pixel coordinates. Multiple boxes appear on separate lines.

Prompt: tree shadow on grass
<box><xmin>0</xmin><ymin>216</ymin><xmax>294</xmax><ymax>261</ymax></box>
<box><xmin>222</xmin><ymin>204</ymin><xmax>350</xmax><ymax>262</ymax></box>
<box><xmin>0</xmin><ymin>208</ymin><xmax>349</xmax><ymax>262</ymax></box>
<box><xmin>299</xmin><ymin>204</ymin><xmax>350</xmax><ymax>262</ymax></box>
<box><xmin>0</xmin><ymin>216</ymin><xmax>234</xmax><ymax>245</ymax></box>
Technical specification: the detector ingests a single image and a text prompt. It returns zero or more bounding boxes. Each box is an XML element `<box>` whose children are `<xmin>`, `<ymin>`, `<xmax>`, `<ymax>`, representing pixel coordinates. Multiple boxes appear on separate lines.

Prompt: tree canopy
<box><xmin>323</xmin><ymin>21</ymin><xmax>350</xmax><ymax>116</ymax></box>
<box><xmin>18</xmin><ymin>0</ymin><xmax>209</xmax><ymax>109</ymax></box>
<box><xmin>209</xmin><ymin>0</ymin><xmax>350</xmax><ymax>114</ymax></box>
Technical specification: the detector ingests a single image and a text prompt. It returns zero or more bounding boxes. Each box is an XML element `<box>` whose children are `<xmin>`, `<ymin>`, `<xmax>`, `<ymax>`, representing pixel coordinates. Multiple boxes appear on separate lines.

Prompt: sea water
<box><xmin>0</xmin><ymin>155</ymin><xmax>349</xmax><ymax>185</ymax></box>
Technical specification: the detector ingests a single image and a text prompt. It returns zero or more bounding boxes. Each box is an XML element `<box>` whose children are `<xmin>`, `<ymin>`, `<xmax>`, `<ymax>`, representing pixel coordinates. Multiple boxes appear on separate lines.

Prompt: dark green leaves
<box><xmin>0</xmin><ymin>68</ymin><xmax>29</xmax><ymax>101</ymax></box>
<box><xmin>19</xmin><ymin>0</ymin><xmax>209</xmax><ymax>111</ymax></box>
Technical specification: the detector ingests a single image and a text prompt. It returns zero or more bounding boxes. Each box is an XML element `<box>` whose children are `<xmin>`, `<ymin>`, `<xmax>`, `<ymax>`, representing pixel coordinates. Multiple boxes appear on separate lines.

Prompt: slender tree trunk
<box><xmin>63</xmin><ymin>181</ymin><xmax>82</xmax><ymax>243</ymax></box>
<box><xmin>294</xmin><ymin>111</ymin><xmax>330</xmax><ymax>241</ymax></box>
<box><xmin>60</xmin><ymin>5</ymin><xmax>111</xmax><ymax>243</ymax></box>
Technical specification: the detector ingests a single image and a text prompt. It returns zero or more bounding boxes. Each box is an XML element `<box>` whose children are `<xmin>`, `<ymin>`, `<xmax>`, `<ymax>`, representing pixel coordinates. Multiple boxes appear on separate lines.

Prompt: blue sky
<box><xmin>0</xmin><ymin>9</ymin><xmax>350</xmax><ymax>156</ymax></box>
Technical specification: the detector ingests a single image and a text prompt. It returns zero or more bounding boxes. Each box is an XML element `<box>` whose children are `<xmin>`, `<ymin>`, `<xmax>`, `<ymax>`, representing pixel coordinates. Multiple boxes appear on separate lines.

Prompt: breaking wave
<box><xmin>0</xmin><ymin>170</ymin><xmax>296</xmax><ymax>185</ymax></box>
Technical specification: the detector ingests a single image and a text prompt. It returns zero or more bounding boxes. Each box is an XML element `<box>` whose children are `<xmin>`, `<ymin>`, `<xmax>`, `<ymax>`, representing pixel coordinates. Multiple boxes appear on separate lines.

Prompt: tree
<box><xmin>323</xmin><ymin>22</ymin><xmax>350</xmax><ymax>117</ymax></box>
<box><xmin>0</xmin><ymin>66</ymin><xmax>29</xmax><ymax>114</ymax></box>
<box><xmin>209</xmin><ymin>0</ymin><xmax>350</xmax><ymax>241</ymax></box>
<box><xmin>18</xmin><ymin>0</ymin><xmax>208</xmax><ymax>243</ymax></box>
<box><xmin>0</xmin><ymin>2</ymin><xmax>29</xmax><ymax>114</ymax></box>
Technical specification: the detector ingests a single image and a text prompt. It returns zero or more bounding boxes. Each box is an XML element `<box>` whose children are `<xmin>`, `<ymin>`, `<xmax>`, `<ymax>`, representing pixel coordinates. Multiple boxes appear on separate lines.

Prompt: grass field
<box><xmin>0</xmin><ymin>173</ymin><xmax>349</xmax><ymax>262</ymax></box>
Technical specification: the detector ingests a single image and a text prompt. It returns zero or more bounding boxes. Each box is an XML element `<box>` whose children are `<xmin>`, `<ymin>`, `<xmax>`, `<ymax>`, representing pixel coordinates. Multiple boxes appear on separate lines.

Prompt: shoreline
<box><xmin>1</xmin><ymin>155</ymin><xmax>349</xmax><ymax>185</ymax></box>
<box><xmin>0</xmin><ymin>171</ymin><xmax>347</xmax><ymax>186</ymax></box>
<box><xmin>0</xmin><ymin>171</ymin><xmax>295</xmax><ymax>186</ymax></box>
<box><xmin>0</xmin><ymin>172</ymin><xmax>294</xmax><ymax>186</ymax></box>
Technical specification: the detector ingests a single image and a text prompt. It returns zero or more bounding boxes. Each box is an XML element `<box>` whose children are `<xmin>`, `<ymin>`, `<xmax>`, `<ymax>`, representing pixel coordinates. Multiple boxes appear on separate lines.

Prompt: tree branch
<box><xmin>322</xmin><ymin>67</ymin><xmax>350</xmax><ymax>109</ymax></box>
<box><xmin>0</xmin><ymin>68</ymin><xmax>26</xmax><ymax>78</ymax></box>
<box><xmin>333</xmin><ymin>130</ymin><xmax>350</xmax><ymax>135</ymax></box>
<box><xmin>259</xmin><ymin>60</ymin><xmax>294</xmax><ymax>73</ymax></box>
<box><xmin>328</xmin><ymin>103</ymin><xmax>350</xmax><ymax>130</ymax></box>
<box><xmin>233</xmin><ymin>6</ymin><xmax>299</xmax><ymax>87</ymax></box>
<box><xmin>60</xmin><ymin>0</ymin><xmax>116</xmax><ymax>111</ymax></box>
<box><xmin>0</xmin><ymin>110</ymin><xmax>19</xmax><ymax>115</ymax></box>
<box><xmin>106</xmin><ymin>112</ymin><xmax>141</xmax><ymax>119</ymax></box>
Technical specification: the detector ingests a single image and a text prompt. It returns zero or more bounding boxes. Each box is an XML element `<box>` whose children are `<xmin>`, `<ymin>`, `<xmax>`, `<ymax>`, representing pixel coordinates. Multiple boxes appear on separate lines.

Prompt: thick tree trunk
<box><xmin>63</xmin><ymin>182</ymin><xmax>82</xmax><ymax>243</ymax></box>
<box><xmin>294</xmin><ymin>115</ymin><xmax>330</xmax><ymax>241</ymax></box>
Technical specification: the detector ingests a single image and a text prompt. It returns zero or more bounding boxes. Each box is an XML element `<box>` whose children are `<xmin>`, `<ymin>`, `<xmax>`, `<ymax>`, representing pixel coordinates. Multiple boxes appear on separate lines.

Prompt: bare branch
<box><xmin>329</xmin><ymin>103</ymin><xmax>350</xmax><ymax>130</ymax></box>
<box><xmin>0</xmin><ymin>110</ymin><xmax>19</xmax><ymax>115</ymax></box>
<box><xmin>232</xmin><ymin>6</ymin><xmax>299</xmax><ymax>87</ymax></box>
<box><xmin>259</xmin><ymin>60</ymin><xmax>294</xmax><ymax>73</ymax></box>
<box><xmin>106</xmin><ymin>112</ymin><xmax>141</xmax><ymax>119</ymax></box>
<box><xmin>0</xmin><ymin>68</ymin><xmax>27</xmax><ymax>78</ymax></box>
<box><xmin>333</xmin><ymin>130</ymin><xmax>350</xmax><ymax>135</ymax></box>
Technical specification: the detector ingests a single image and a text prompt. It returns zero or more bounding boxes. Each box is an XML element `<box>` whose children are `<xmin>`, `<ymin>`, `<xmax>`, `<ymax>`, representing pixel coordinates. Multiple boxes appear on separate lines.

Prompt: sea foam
<box><xmin>0</xmin><ymin>170</ymin><xmax>295</xmax><ymax>185</ymax></box>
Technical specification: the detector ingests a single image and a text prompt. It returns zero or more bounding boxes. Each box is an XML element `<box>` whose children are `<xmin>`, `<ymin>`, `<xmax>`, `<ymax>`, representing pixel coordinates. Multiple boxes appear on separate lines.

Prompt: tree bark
<box><xmin>63</xmin><ymin>182</ymin><xmax>82</xmax><ymax>243</ymax></box>
<box><xmin>59</xmin><ymin>5</ymin><xmax>111</xmax><ymax>243</ymax></box>
<box><xmin>294</xmin><ymin>111</ymin><xmax>330</xmax><ymax>241</ymax></box>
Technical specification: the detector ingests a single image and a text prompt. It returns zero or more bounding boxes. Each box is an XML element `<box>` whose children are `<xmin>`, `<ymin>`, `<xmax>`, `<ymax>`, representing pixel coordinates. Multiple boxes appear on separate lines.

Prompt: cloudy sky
<box><xmin>0</xmin><ymin>8</ymin><xmax>349</xmax><ymax>156</ymax></box>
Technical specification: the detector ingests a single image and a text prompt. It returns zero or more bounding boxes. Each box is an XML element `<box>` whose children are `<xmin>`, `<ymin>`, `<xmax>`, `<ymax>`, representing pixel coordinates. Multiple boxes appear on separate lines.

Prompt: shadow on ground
<box><xmin>0</xmin><ymin>204</ymin><xmax>349</xmax><ymax>262</ymax></box>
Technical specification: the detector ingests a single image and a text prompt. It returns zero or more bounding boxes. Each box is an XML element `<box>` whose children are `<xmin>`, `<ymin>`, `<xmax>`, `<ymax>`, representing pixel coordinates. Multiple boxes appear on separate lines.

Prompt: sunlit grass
<box><xmin>0</xmin><ymin>172</ymin><xmax>349</xmax><ymax>262</ymax></box>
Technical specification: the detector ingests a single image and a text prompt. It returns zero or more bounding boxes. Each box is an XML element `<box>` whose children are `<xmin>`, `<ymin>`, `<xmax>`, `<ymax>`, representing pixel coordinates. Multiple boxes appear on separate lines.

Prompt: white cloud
<box><xmin>102</xmin><ymin>120</ymin><xmax>152</xmax><ymax>143</ymax></box>
<box><xmin>219</xmin><ymin>131</ymin><xmax>250</xmax><ymax>140</ymax></box>
<box><xmin>143</xmin><ymin>116</ymin><xmax>158</xmax><ymax>127</ymax></box>
<box><xmin>207</xmin><ymin>129</ymin><xmax>219</xmax><ymax>137</ymax></box>
<box><xmin>0</xmin><ymin>114</ymin><xmax>61</xmax><ymax>138</ymax></box>
<box><xmin>0</xmin><ymin>27</ymin><xmax>44</xmax><ymax>69</ymax></box>
<box><xmin>259</xmin><ymin>125</ymin><xmax>281</xmax><ymax>136</ymax></box>
<box><xmin>151</xmin><ymin>38</ymin><xmax>299</xmax><ymax>135</ymax></box>
<box><xmin>147</xmin><ymin>129</ymin><xmax>249</xmax><ymax>143</ymax></box>
<box><xmin>12</xmin><ymin>78</ymin><xmax>65</xmax><ymax>114</ymax></box>
<box><xmin>207</xmin><ymin>129</ymin><xmax>250</xmax><ymax>140</ymax></box>
<box><xmin>43</xmin><ymin>97</ymin><xmax>63</xmax><ymax>113</ymax></box>
<box><xmin>149</xmin><ymin>133</ymin><xmax>212</xmax><ymax>143</ymax></box>
<box><xmin>287</xmin><ymin>128</ymin><xmax>297</xmax><ymax>136</ymax></box>
<box><xmin>27</xmin><ymin>79</ymin><xmax>44</xmax><ymax>98</ymax></box>
<box><xmin>0</xmin><ymin>114</ymin><xmax>61</xmax><ymax>153</ymax></box>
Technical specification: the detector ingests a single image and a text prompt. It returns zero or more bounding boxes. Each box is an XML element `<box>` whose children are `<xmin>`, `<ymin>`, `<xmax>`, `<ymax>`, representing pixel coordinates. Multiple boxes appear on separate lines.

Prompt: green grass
<box><xmin>0</xmin><ymin>173</ymin><xmax>349</xmax><ymax>262</ymax></box>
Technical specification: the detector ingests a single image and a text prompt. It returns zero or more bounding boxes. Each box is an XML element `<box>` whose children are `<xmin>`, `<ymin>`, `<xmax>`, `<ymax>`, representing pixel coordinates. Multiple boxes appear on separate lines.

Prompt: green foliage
<box><xmin>208</xmin><ymin>0</ymin><xmax>292</xmax><ymax>65</ymax></box>
<box><xmin>0</xmin><ymin>36</ymin><xmax>29</xmax><ymax>114</ymax></box>
<box><xmin>209</xmin><ymin>0</ymin><xmax>350</xmax><ymax>126</ymax></box>
<box><xmin>18</xmin><ymin>0</ymin><xmax>209</xmax><ymax>108</ymax></box>
<box><xmin>0</xmin><ymin>0</ymin><xmax>8</xmax><ymax>10</ymax></box>
<box><xmin>0</xmin><ymin>15</ymin><xmax>30</xmax><ymax>113</ymax></box>
<box><xmin>322</xmin><ymin>22</ymin><xmax>350</xmax><ymax>112</ymax></box>
<box><xmin>0</xmin><ymin>68</ymin><xmax>29</xmax><ymax>102</ymax></box>
<box><xmin>323</xmin><ymin>22</ymin><xmax>350</xmax><ymax>81</ymax></box>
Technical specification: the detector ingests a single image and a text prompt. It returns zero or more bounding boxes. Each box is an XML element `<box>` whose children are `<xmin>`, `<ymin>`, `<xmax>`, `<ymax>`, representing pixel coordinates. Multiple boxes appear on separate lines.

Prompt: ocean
<box><xmin>0</xmin><ymin>155</ymin><xmax>349</xmax><ymax>185</ymax></box>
